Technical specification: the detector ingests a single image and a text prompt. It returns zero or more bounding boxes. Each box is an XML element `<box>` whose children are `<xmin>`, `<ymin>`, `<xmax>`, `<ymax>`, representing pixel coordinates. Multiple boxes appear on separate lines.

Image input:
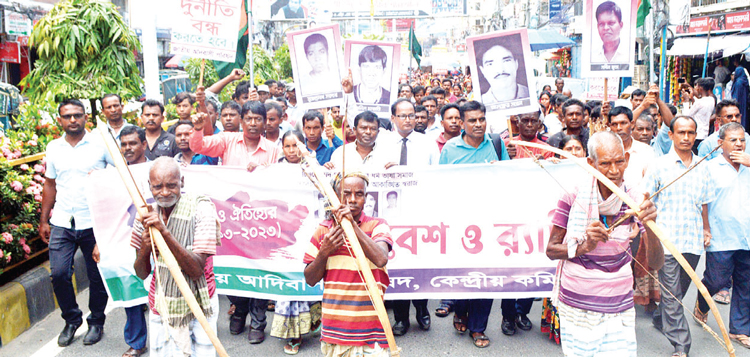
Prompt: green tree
<box><xmin>273</xmin><ymin>43</ymin><xmax>293</xmax><ymax>80</ymax></box>
<box><xmin>20</xmin><ymin>0</ymin><xmax>142</xmax><ymax>119</ymax></box>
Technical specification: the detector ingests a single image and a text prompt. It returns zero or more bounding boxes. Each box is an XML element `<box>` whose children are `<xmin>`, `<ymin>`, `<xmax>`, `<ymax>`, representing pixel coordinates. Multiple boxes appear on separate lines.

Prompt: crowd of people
<box><xmin>39</xmin><ymin>54</ymin><xmax>750</xmax><ymax>357</ymax></box>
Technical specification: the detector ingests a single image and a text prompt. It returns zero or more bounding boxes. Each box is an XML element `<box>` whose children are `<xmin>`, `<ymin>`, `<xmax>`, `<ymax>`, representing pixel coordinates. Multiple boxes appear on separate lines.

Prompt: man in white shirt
<box><xmin>326</xmin><ymin>111</ymin><xmax>394</xmax><ymax>171</ymax></box>
<box><xmin>387</xmin><ymin>98</ymin><xmax>439</xmax><ymax>336</ymax></box>
<box><xmin>684</xmin><ymin>78</ymin><xmax>716</xmax><ymax>151</ymax></box>
<box><xmin>608</xmin><ymin>106</ymin><xmax>655</xmax><ymax>188</ymax></box>
<box><xmin>593</xmin><ymin>1</ymin><xmax>628</xmax><ymax>64</ymax></box>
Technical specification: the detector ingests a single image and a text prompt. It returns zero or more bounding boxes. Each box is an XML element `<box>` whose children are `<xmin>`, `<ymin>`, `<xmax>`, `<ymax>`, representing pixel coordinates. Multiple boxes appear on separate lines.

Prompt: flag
<box><xmin>214</xmin><ymin>0</ymin><xmax>250</xmax><ymax>78</ymax></box>
<box><xmin>636</xmin><ymin>0</ymin><xmax>651</xmax><ymax>28</ymax></box>
<box><xmin>409</xmin><ymin>23</ymin><xmax>422</xmax><ymax>67</ymax></box>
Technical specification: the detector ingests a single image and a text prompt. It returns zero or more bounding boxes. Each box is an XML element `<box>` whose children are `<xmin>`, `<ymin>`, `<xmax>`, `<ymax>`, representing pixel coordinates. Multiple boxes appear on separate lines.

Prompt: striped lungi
<box><xmin>558</xmin><ymin>301</ymin><xmax>637</xmax><ymax>357</ymax></box>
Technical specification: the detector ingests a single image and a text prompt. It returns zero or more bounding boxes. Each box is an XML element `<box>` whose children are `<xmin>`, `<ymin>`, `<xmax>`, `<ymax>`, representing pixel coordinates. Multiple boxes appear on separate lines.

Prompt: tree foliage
<box><xmin>273</xmin><ymin>43</ymin><xmax>293</xmax><ymax>81</ymax></box>
<box><xmin>20</xmin><ymin>0</ymin><xmax>142</xmax><ymax>107</ymax></box>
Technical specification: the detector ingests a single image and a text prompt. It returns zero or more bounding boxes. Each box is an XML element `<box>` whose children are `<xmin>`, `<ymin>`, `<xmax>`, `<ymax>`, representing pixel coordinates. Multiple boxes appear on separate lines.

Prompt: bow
<box><xmin>297</xmin><ymin>143</ymin><xmax>402</xmax><ymax>356</ymax></box>
<box><xmin>97</xmin><ymin>120</ymin><xmax>230</xmax><ymax>357</ymax></box>
<box><xmin>512</xmin><ymin>140</ymin><xmax>736</xmax><ymax>357</ymax></box>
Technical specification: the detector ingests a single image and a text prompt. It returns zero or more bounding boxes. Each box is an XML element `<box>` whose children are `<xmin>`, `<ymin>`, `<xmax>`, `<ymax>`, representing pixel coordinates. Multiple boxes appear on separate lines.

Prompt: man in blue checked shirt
<box><xmin>642</xmin><ymin>115</ymin><xmax>716</xmax><ymax>357</ymax></box>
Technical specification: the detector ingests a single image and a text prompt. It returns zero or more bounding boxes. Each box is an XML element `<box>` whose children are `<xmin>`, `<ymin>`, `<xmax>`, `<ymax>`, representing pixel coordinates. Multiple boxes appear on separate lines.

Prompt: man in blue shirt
<box><xmin>697</xmin><ymin>99</ymin><xmax>750</xmax><ymax>160</ymax></box>
<box><xmin>40</xmin><ymin>99</ymin><xmax>114</xmax><ymax>347</ymax></box>
<box><xmin>695</xmin><ymin>122</ymin><xmax>750</xmax><ymax>348</ymax></box>
<box><xmin>439</xmin><ymin>100</ymin><xmax>509</xmax><ymax>348</ymax></box>
<box><xmin>303</xmin><ymin>110</ymin><xmax>342</xmax><ymax>165</ymax></box>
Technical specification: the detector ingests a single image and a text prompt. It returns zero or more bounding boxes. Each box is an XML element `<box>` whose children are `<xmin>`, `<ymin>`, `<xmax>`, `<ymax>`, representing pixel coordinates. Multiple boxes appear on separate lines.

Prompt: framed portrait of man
<box><xmin>581</xmin><ymin>0</ymin><xmax>638</xmax><ymax>77</ymax></box>
<box><xmin>343</xmin><ymin>40</ymin><xmax>400</xmax><ymax>119</ymax></box>
<box><xmin>271</xmin><ymin>0</ymin><xmax>308</xmax><ymax>20</ymax></box>
<box><xmin>287</xmin><ymin>24</ymin><xmax>344</xmax><ymax>110</ymax></box>
<box><xmin>466</xmin><ymin>29</ymin><xmax>536</xmax><ymax>116</ymax></box>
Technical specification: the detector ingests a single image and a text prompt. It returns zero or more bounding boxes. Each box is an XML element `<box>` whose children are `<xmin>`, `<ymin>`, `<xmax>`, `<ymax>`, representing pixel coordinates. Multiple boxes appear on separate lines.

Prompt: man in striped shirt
<box><xmin>546</xmin><ymin>131</ymin><xmax>662</xmax><ymax>356</ymax></box>
<box><xmin>303</xmin><ymin>173</ymin><xmax>393</xmax><ymax>356</ymax></box>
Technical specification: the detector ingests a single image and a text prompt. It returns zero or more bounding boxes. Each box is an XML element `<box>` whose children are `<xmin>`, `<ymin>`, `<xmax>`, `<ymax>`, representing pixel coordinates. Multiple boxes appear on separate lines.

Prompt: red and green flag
<box><xmin>214</xmin><ymin>0</ymin><xmax>250</xmax><ymax>78</ymax></box>
<box><xmin>636</xmin><ymin>0</ymin><xmax>651</xmax><ymax>28</ymax></box>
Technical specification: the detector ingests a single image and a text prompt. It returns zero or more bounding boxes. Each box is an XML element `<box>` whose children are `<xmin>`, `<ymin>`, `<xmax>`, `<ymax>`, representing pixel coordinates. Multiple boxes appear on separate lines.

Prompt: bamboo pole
<box><xmin>97</xmin><ymin>120</ymin><xmax>230</xmax><ymax>357</ymax></box>
<box><xmin>512</xmin><ymin>140</ymin><xmax>735</xmax><ymax>357</ymax></box>
<box><xmin>299</xmin><ymin>144</ymin><xmax>401</xmax><ymax>356</ymax></box>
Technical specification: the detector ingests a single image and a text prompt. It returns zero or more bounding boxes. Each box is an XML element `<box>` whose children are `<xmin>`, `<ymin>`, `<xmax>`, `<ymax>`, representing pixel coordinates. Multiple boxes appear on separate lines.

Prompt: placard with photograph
<box><xmin>287</xmin><ymin>24</ymin><xmax>344</xmax><ymax>110</ymax></box>
<box><xmin>344</xmin><ymin>40</ymin><xmax>401</xmax><ymax>119</ymax></box>
<box><xmin>467</xmin><ymin>29</ymin><xmax>536</xmax><ymax>116</ymax></box>
<box><xmin>581</xmin><ymin>0</ymin><xmax>638</xmax><ymax>77</ymax></box>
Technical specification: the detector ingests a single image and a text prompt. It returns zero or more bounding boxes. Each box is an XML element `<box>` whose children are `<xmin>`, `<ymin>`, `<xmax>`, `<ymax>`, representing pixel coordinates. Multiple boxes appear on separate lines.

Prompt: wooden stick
<box><xmin>603</xmin><ymin>78</ymin><xmax>609</xmax><ymax>103</ymax></box>
<box><xmin>97</xmin><ymin>120</ymin><xmax>230</xmax><ymax>357</ymax></box>
<box><xmin>198</xmin><ymin>58</ymin><xmax>206</xmax><ymax>88</ymax></box>
<box><xmin>512</xmin><ymin>140</ymin><xmax>735</xmax><ymax>357</ymax></box>
<box><xmin>299</xmin><ymin>147</ymin><xmax>401</xmax><ymax>356</ymax></box>
<box><xmin>507</xmin><ymin>118</ymin><xmax>514</xmax><ymax>139</ymax></box>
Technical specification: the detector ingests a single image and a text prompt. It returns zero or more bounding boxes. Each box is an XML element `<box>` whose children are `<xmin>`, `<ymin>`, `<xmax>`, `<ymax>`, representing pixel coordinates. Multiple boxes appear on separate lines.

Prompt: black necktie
<box><xmin>400</xmin><ymin>137</ymin><xmax>408</xmax><ymax>165</ymax></box>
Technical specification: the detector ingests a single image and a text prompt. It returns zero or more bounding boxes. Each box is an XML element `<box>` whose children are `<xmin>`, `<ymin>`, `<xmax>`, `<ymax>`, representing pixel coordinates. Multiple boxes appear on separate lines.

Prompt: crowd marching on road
<box><xmin>36</xmin><ymin>48</ymin><xmax>750</xmax><ymax>357</ymax></box>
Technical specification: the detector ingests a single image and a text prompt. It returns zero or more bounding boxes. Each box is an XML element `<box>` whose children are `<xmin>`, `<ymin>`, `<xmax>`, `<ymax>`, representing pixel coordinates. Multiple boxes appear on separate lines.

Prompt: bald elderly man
<box><xmin>132</xmin><ymin>157</ymin><xmax>221</xmax><ymax>357</ymax></box>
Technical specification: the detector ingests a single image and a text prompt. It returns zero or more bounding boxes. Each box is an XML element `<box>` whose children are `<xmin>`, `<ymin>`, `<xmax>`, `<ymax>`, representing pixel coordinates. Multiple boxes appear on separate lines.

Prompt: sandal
<box><xmin>453</xmin><ymin>314</ymin><xmax>468</xmax><ymax>334</ymax></box>
<box><xmin>714</xmin><ymin>289</ymin><xmax>731</xmax><ymax>305</ymax></box>
<box><xmin>671</xmin><ymin>352</ymin><xmax>687</xmax><ymax>357</ymax></box>
<box><xmin>471</xmin><ymin>332</ymin><xmax>490</xmax><ymax>348</ymax></box>
<box><xmin>730</xmin><ymin>333</ymin><xmax>750</xmax><ymax>349</ymax></box>
<box><xmin>435</xmin><ymin>301</ymin><xmax>452</xmax><ymax>318</ymax></box>
<box><xmin>693</xmin><ymin>301</ymin><xmax>708</xmax><ymax>325</ymax></box>
<box><xmin>227</xmin><ymin>304</ymin><xmax>236</xmax><ymax>315</ymax></box>
<box><xmin>311</xmin><ymin>320</ymin><xmax>322</xmax><ymax>334</ymax></box>
<box><xmin>284</xmin><ymin>339</ymin><xmax>301</xmax><ymax>355</ymax></box>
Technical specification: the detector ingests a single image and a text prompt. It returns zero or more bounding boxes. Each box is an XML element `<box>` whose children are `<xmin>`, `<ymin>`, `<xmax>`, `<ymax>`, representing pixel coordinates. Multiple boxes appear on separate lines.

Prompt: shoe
<box><xmin>248</xmin><ymin>328</ymin><xmax>265</xmax><ymax>344</ymax></box>
<box><xmin>58</xmin><ymin>323</ymin><xmax>81</xmax><ymax>347</ymax></box>
<box><xmin>516</xmin><ymin>314</ymin><xmax>532</xmax><ymax>331</ymax></box>
<box><xmin>82</xmin><ymin>325</ymin><xmax>104</xmax><ymax>345</ymax></box>
<box><xmin>392</xmin><ymin>320</ymin><xmax>409</xmax><ymax>336</ymax></box>
<box><xmin>122</xmin><ymin>347</ymin><xmax>148</xmax><ymax>357</ymax></box>
<box><xmin>416</xmin><ymin>306</ymin><xmax>431</xmax><ymax>331</ymax></box>
<box><xmin>501</xmin><ymin>317</ymin><xmax>516</xmax><ymax>336</ymax></box>
<box><xmin>229</xmin><ymin>314</ymin><xmax>246</xmax><ymax>335</ymax></box>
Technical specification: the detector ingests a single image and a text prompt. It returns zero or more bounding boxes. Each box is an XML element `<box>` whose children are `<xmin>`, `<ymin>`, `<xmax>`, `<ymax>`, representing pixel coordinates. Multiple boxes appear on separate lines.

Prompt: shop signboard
<box><xmin>4</xmin><ymin>10</ymin><xmax>32</xmax><ymax>36</ymax></box>
<box><xmin>0</xmin><ymin>42</ymin><xmax>21</xmax><ymax>64</ymax></box>
<box><xmin>676</xmin><ymin>9</ymin><xmax>750</xmax><ymax>35</ymax></box>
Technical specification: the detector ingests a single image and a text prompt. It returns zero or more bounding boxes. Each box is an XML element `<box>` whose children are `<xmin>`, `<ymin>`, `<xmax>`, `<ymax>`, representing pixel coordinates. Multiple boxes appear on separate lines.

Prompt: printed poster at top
<box><xmin>287</xmin><ymin>24</ymin><xmax>345</xmax><ymax>110</ymax></box>
<box><xmin>581</xmin><ymin>0</ymin><xmax>638</xmax><ymax>77</ymax></box>
<box><xmin>466</xmin><ymin>29</ymin><xmax>537</xmax><ymax>117</ymax></box>
<box><xmin>171</xmin><ymin>0</ymin><xmax>244</xmax><ymax>62</ymax></box>
<box><xmin>344</xmin><ymin>40</ymin><xmax>401</xmax><ymax>119</ymax></box>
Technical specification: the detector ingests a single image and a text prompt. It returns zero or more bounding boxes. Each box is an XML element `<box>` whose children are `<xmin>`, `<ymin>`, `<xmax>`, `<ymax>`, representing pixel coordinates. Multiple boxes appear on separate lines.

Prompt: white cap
<box><xmin>257</xmin><ymin>85</ymin><xmax>270</xmax><ymax>93</ymax></box>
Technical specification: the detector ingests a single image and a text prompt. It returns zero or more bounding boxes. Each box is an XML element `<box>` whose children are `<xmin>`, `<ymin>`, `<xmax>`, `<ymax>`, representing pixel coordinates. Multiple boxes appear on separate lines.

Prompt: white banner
<box><xmin>88</xmin><ymin>160</ymin><xmax>589</xmax><ymax>305</ymax></box>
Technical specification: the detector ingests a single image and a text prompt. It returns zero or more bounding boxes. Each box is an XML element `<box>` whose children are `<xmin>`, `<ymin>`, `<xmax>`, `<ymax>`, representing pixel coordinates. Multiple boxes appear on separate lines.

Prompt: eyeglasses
<box><xmin>396</xmin><ymin>114</ymin><xmax>416</xmax><ymax>120</ymax></box>
<box><xmin>724</xmin><ymin>114</ymin><xmax>742</xmax><ymax>120</ymax></box>
<box><xmin>60</xmin><ymin>113</ymin><xmax>85</xmax><ymax>120</ymax></box>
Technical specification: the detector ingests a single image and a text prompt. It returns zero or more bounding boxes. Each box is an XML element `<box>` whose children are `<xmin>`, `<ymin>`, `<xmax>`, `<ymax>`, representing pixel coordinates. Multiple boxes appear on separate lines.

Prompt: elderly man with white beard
<box><xmin>132</xmin><ymin>157</ymin><xmax>222</xmax><ymax>357</ymax></box>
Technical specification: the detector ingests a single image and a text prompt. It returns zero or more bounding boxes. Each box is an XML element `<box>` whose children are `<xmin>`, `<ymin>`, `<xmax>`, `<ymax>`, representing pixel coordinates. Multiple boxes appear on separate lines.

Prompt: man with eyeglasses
<box><xmin>387</xmin><ymin>98</ymin><xmax>439</xmax><ymax>337</ymax></box>
<box><xmin>141</xmin><ymin>100</ymin><xmax>179</xmax><ymax>160</ymax></box>
<box><xmin>40</xmin><ymin>99</ymin><xmax>115</xmax><ymax>347</ymax></box>
<box><xmin>698</xmin><ymin>99</ymin><xmax>750</xmax><ymax>160</ymax></box>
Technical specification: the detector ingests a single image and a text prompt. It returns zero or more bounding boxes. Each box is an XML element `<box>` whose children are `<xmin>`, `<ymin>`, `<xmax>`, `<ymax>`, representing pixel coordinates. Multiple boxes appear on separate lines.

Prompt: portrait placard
<box><xmin>287</xmin><ymin>24</ymin><xmax>345</xmax><ymax>110</ymax></box>
<box><xmin>467</xmin><ymin>29</ymin><xmax>537</xmax><ymax>117</ymax></box>
<box><xmin>343</xmin><ymin>40</ymin><xmax>401</xmax><ymax>119</ymax></box>
<box><xmin>581</xmin><ymin>0</ymin><xmax>638</xmax><ymax>77</ymax></box>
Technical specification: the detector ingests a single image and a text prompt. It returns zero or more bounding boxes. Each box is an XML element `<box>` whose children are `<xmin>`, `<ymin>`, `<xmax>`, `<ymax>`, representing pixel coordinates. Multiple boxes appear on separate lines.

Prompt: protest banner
<box><xmin>581</xmin><ymin>0</ymin><xmax>638</xmax><ymax>77</ymax></box>
<box><xmin>586</xmin><ymin>77</ymin><xmax>620</xmax><ymax>101</ymax></box>
<box><xmin>87</xmin><ymin>160</ymin><xmax>589</xmax><ymax>306</ymax></box>
<box><xmin>170</xmin><ymin>0</ymin><xmax>244</xmax><ymax>62</ymax></box>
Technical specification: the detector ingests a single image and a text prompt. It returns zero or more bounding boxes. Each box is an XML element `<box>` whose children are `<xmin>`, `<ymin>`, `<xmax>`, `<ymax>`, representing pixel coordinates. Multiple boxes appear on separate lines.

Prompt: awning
<box><xmin>527</xmin><ymin>29</ymin><xmax>576</xmax><ymax>51</ymax></box>
<box><xmin>668</xmin><ymin>33</ymin><xmax>750</xmax><ymax>56</ymax></box>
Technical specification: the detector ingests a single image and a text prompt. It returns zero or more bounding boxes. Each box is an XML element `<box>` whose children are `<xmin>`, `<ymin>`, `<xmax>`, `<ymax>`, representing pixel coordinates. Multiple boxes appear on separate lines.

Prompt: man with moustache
<box><xmin>413</xmin><ymin>105</ymin><xmax>430</xmax><ymax>134</ymax></box>
<box><xmin>435</xmin><ymin>103</ymin><xmax>463</xmax><ymax>152</ymax></box>
<box><xmin>132</xmin><ymin>157</ymin><xmax>221</xmax><ymax>357</ymax></box>
<box><xmin>477</xmin><ymin>41</ymin><xmax>530</xmax><ymax>104</ymax></box>
<box><xmin>327</xmin><ymin>111</ymin><xmax>393</xmax><ymax>171</ymax></box>
<box><xmin>607</xmin><ymin>106</ymin><xmax>655</xmax><ymax>187</ymax></box>
<box><xmin>120</xmin><ymin>126</ymin><xmax>148</xmax><ymax>165</ymax></box>
<box><xmin>547</xmin><ymin>99</ymin><xmax>590</xmax><ymax>149</ymax></box>
<box><xmin>141</xmin><ymin>100</ymin><xmax>179</xmax><ymax>160</ymax></box>
<box><xmin>505</xmin><ymin>109</ymin><xmax>554</xmax><ymax>160</ymax></box>
<box><xmin>593</xmin><ymin>1</ymin><xmax>627</xmax><ymax>63</ymax></box>
<box><xmin>189</xmin><ymin>102</ymin><xmax>278</xmax><ymax>343</ymax></box>
<box><xmin>40</xmin><ymin>99</ymin><xmax>114</xmax><ymax>347</ymax></box>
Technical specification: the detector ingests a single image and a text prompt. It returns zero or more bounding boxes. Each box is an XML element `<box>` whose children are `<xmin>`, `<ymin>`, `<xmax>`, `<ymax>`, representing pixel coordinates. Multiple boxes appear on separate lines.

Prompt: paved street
<box><xmin>3</xmin><ymin>259</ymin><xmax>750</xmax><ymax>357</ymax></box>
